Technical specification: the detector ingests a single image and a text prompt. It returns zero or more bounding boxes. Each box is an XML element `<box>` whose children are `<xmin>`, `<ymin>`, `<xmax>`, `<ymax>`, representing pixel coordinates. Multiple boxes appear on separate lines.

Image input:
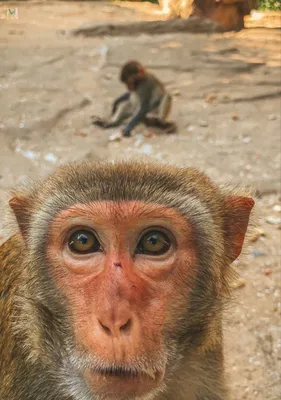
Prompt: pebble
<box><xmin>264</xmin><ymin>268</ymin><xmax>272</xmax><ymax>276</ymax></box>
<box><xmin>230</xmin><ymin>277</ymin><xmax>247</xmax><ymax>289</ymax></box>
<box><xmin>22</xmin><ymin>150</ymin><xmax>38</xmax><ymax>160</ymax></box>
<box><xmin>265</xmin><ymin>216</ymin><xmax>281</xmax><ymax>225</ymax></box>
<box><xmin>268</xmin><ymin>114</ymin><xmax>277</xmax><ymax>120</ymax></box>
<box><xmin>251</xmin><ymin>249</ymin><xmax>266</xmax><ymax>257</ymax></box>
<box><xmin>205</xmin><ymin>94</ymin><xmax>217</xmax><ymax>103</ymax></box>
<box><xmin>44</xmin><ymin>153</ymin><xmax>57</xmax><ymax>163</ymax></box>
<box><xmin>108</xmin><ymin>133</ymin><xmax>122</xmax><ymax>142</ymax></box>
<box><xmin>143</xmin><ymin>130</ymin><xmax>154</xmax><ymax>138</ymax></box>
<box><xmin>75</xmin><ymin>131</ymin><xmax>88</xmax><ymax>137</ymax></box>
<box><xmin>199</xmin><ymin>120</ymin><xmax>208</xmax><ymax>127</ymax></box>
<box><xmin>241</xmin><ymin>136</ymin><xmax>251</xmax><ymax>143</ymax></box>
<box><xmin>140</xmin><ymin>144</ymin><xmax>153</xmax><ymax>155</ymax></box>
<box><xmin>249</xmin><ymin>227</ymin><xmax>265</xmax><ymax>242</ymax></box>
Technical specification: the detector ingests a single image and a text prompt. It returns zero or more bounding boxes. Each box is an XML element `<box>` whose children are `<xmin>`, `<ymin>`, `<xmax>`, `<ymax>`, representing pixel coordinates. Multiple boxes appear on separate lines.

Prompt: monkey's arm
<box><xmin>112</xmin><ymin>92</ymin><xmax>130</xmax><ymax>115</ymax></box>
<box><xmin>92</xmin><ymin>96</ymin><xmax>132</xmax><ymax>129</ymax></box>
<box><xmin>122</xmin><ymin>81</ymin><xmax>153</xmax><ymax>137</ymax></box>
<box><xmin>122</xmin><ymin>107</ymin><xmax>149</xmax><ymax>137</ymax></box>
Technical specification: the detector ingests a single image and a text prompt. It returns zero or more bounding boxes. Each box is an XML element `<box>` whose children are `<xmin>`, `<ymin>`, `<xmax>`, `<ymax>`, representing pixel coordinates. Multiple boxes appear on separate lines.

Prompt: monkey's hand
<box><xmin>112</xmin><ymin>92</ymin><xmax>131</xmax><ymax>115</ymax></box>
<box><xmin>122</xmin><ymin>127</ymin><xmax>132</xmax><ymax>137</ymax></box>
<box><xmin>91</xmin><ymin>115</ymin><xmax>108</xmax><ymax>128</ymax></box>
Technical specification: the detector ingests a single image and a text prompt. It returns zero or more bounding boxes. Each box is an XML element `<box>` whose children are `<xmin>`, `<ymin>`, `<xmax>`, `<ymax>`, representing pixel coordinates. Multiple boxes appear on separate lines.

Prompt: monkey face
<box><xmin>46</xmin><ymin>200</ymin><xmax>196</xmax><ymax>399</ymax></box>
<box><xmin>8</xmin><ymin>161</ymin><xmax>254</xmax><ymax>400</ymax></box>
<box><xmin>126</xmin><ymin>73</ymin><xmax>144</xmax><ymax>91</ymax></box>
<box><xmin>120</xmin><ymin>60</ymin><xmax>145</xmax><ymax>91</ymax></box>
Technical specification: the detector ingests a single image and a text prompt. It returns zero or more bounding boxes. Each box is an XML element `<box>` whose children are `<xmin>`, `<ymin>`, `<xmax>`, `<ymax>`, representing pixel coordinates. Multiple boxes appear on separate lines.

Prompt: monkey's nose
<box><xmin>98</xmin><ymin>315</ymin><xmax>132</xmax><ymax>338</ymax></box>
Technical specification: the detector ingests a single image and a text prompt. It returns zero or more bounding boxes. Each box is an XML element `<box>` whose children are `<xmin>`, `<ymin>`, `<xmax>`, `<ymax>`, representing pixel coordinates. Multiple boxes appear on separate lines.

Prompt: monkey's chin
<box><xmin>84</xmin><ymin>368</ymin><xmax>164</xmax><ymax>399</ymax></box>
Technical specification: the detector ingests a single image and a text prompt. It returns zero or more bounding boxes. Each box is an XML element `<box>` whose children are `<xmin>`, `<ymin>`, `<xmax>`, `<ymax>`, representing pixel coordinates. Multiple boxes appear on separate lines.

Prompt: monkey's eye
<box><xmin>136</xmin><ymin>230</ymin><xmax>171</xmax><ymax>256</ymax></box>
<box><xmin>68</xmin><ymin>230</ymin><xmax>102</xmax><ymax>254</ymax></box>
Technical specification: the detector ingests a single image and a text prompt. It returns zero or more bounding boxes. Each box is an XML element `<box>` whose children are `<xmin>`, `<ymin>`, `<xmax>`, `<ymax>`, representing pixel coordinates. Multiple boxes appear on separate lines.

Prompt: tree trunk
<box><xmin>159</xmin><ymin>0</ymin><xmax>259</xmax><ymax>31</ymax></box>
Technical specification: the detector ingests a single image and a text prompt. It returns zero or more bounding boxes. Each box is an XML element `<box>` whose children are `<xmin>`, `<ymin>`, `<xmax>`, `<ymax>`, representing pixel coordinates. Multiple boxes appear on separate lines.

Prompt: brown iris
<box><xmin>68</xmin><ymin>230</ymin><xmax>101</xmax><ymax>254</ymax></box>
<box><xmin>136</xmin><ymin>230</ymin><xmax>171</xmax><ymax>256</ymax></box>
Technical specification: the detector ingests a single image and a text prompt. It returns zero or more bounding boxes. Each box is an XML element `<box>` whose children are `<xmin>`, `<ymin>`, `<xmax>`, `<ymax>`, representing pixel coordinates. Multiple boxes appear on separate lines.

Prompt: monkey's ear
<box><xmin>9</xmin><ymin>195</ymin><xmax>32</xmax><ymax>240</ymax></box>
<box><xmin>224</xmin><ymin>196</ymin><xmax>255</xmax><ymax>263</ymax></box>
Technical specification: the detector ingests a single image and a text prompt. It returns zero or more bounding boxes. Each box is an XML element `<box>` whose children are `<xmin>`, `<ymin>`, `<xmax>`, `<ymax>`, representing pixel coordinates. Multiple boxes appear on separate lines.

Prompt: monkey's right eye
<box><xmin>68</xmin><ymin>230</ymin><xmax>102</xmax><ymax>254</ymax></box>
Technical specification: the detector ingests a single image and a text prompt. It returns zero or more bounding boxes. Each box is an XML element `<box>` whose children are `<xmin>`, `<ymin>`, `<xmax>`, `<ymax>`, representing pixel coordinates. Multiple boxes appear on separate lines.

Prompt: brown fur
<box><xmin>0</xmin><ymin>161</ymin><xmax>254</xmax><ymax>400</ymax></box>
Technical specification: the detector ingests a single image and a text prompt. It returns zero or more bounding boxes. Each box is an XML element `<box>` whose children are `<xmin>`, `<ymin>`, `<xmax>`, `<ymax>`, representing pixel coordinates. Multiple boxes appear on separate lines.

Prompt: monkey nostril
<box><xmin>120</xmin><ymin>319</ymin><xmax>131</xmax><ymax>332</ymax></box>
<box><xmin>98</xmin><ymin>318</ymin><xmax>132</xmax><ymax>336</ymax></box>
<box><xmin>99</xmin><ymin>320</ymin><xmax>111</xmax><ymax>335</ymax></box>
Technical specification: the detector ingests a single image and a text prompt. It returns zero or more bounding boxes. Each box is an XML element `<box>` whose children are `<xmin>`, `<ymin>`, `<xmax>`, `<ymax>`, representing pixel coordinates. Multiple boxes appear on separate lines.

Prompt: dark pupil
<box><xmin>78</xmin><ymin>234</ymin><xmax>88</xmax><ymax>245</ymax></box>
<box><xmin>147</xmin><ymin>235</ymin><xmax>158</xmax><ymax>245</ymax></box>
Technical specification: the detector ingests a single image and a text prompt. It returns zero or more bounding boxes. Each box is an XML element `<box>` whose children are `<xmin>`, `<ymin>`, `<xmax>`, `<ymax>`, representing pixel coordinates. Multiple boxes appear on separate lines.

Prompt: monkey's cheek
<box><xmin>83</xmin><ymin>368</ymin><xmax>165</xmax><ymax>399</ymax></box>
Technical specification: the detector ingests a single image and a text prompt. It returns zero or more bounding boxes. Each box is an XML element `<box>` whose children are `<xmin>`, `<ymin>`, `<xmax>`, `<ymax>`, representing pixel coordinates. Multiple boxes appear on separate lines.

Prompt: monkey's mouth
<box><xmin>93</xmin><ymin>366</ymin><xmax>158</xmax><ymax>380</ymax></box>
<box><xmin>84</xmin><ymin>365</ymin><xmax>164</xmax><ymax>396</ymax></box>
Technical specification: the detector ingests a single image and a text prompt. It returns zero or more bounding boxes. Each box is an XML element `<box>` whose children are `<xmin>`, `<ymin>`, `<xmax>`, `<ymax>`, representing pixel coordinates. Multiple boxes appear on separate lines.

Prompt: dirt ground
<box><xmin>0</xmin><ymin>1</ymin><xmax>280</xmax><ymax>399</ymax></box>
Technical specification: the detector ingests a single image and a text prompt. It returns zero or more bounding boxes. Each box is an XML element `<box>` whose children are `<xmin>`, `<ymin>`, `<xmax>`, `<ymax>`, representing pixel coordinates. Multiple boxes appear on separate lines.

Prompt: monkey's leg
<box><xmin>157</xmin><ymin>93</ymin><xmax>172</xmax><ymax>120</ymax></box>
<box><xmin>92</xmin><ymin>100</ymin><xmax>133</xmax><ymax>129</ymax></box>
<box><xmin>144</xmin><ymin>94</ymin><xmax>177</xmax><ymax>133</ymax></box>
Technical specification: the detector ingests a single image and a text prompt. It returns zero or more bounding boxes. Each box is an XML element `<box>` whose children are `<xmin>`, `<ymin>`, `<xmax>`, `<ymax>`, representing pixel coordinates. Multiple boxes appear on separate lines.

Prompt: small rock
<box><xmin>108</xmin><ymin>133</ymin><xmax>122</xmax><ymax>142</ymax></box>
<box><xmin>199</xmin><ymin>120</ymin><xmax>208</xmax><ymax>127</ymax></box>
<box><xmin>172</xmin><ymin>89</ymin><xmax>181</xmax><ymax>96</ymax></box>
<box><xmin>134</xmin><ymin>138</ymin><xmax>143</xmax><ymax>148</ymax></box>
<box><xmin>249</xmin><ymin>228</ymin><xmax>266</xmax><ymax>243</ymax></box>
<box><xmin>160</xmin><ymin>41</ymin><xmax>182</xmax><ymax>49</ymax></box>
<box><xmin>241</xmin><ymin>136</ymin><xmax>251</xmax><ymax>143</ymax></box>
<box><xmin>230</xmin><ymin>277</ymin><xmax>246</xmax><ymax>289</ymax></box>
<box><xmin>251</xmin><ymin>249</ymin><xmax>266</xmax><ymax>257</ymax></box>
<box><xmin>232</xmin><ymin>113</ymin><xmax>239</xmax><ymax>121</ymax></box>
<box><xmin>75</xmin><ymin>132</ymin><xmax>88</xmax><ymax>138</ymax></box>
<box><xmin>264</xmin><ymin>268</ymin><xmax>272</xmax><ymax>276</ymax></box>
<box><xmin>268</xmin><ymin>114</ymin><xmax>277</xmax><ymax>121</ymax></box>
<box><xmin>140</xmin><ymin>144</ymin><xmax>153</xmax><ymax>155</ymax></box>
<box><xmin>22</xmin><ymin>150</ymin><xmax>38</xmax><ymax>160</ymax></box>
<box><xmin>143</xmin><ymin>130</ymin><xmax>154</xmax><ymax>138</ymax></box>
<box><xmin>272</xmin><ymin>204</ymin><xmax>281</xmax><ymax>212</ymax></box>
<box><xmin>205</xmin><ymin>94</ymin><xmax>217</xmax><ymax>103</ymax></box>
<box><xmin>265</xmin><ymin>216</ymin><xmax>281</xmax><ymax>225</ymax></box>
<box><xmin>44</xmin><ymin>153</ymin><xmax>57</xmax><ymax>163</ymax></box>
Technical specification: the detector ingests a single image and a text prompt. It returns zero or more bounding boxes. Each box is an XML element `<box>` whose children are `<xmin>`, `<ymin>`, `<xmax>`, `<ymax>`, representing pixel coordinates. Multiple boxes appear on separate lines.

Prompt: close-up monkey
<box><xmin>92</xmin><ymin>61</ymin><xmax>177</xmax><ymax>136</ymax></box>
<box><xmin>0</xmin><ymin>161</ymin><xmax>254</xmax><ymax>400</ymax></box>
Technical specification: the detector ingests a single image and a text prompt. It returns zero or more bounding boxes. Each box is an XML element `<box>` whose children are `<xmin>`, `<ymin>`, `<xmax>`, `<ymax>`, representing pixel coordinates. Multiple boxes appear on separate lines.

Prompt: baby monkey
<box><xmin>92</xmin><ymin>60</ymin><xmax>176</xmax><ymax>137</ymax></box>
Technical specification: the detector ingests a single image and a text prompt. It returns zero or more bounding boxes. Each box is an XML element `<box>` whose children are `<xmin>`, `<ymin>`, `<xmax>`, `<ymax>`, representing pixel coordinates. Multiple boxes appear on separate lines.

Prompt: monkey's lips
<box><xmin>84</xmin><ymin>366</ymin><xmax>164</xmax><ymax>397</ymax></box>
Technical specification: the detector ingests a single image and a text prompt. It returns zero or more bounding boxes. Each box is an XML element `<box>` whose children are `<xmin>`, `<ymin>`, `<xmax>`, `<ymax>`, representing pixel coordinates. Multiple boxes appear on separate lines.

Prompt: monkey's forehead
<box><xmin>31</xmin><ymin>161</ymin><xmax>222</xmax><ymax>211</ymax></box>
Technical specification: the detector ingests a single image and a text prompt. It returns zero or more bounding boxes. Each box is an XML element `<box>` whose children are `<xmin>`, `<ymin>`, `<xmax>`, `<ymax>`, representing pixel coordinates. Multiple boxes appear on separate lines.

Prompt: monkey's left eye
<box><xmin>68</xmin><ymin>230</ymin><xmax>102</xmax><ymax>254</ymax></box>
<box><xmin>136</xmin><ymin>230</ymin><xmax>171</xmax><ymax>256</ymax></box>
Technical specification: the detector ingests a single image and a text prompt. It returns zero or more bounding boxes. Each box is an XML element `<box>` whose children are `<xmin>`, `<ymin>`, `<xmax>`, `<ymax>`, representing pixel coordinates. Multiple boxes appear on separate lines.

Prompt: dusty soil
<box><xmin>0</xmin><ymin>2</ymin><xmax>280</xmax><ymax>399</ymax></box>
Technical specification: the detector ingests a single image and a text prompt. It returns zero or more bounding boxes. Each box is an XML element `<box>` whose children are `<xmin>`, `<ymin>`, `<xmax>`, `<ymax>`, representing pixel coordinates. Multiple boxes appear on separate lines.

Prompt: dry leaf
<box><xmin>160</xmin><ymin>41</ymin><xmax>182</xmax><ymax>49</ymax></box>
